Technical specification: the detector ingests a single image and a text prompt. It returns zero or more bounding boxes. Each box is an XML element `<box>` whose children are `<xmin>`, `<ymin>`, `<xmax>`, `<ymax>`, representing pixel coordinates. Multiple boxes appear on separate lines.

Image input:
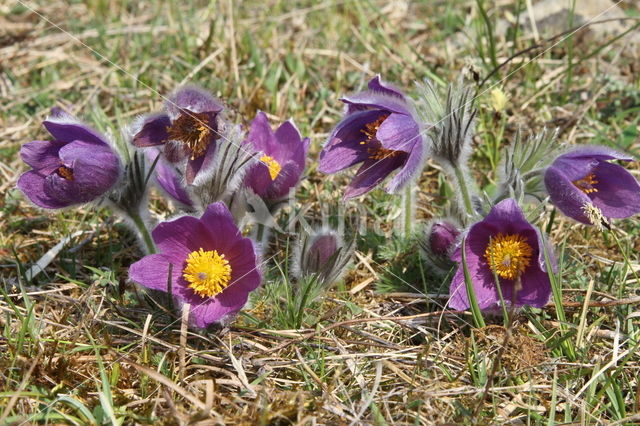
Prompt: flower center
<box><xmin>260</xmin><ymin>155</ymin><xmax>282</xmax><ymax>180</ymax></box>
<box><xmin>359</xmin><ymin>113</ymin><xmax>402</xmax><ymax>160</ymax></box>
<box><xmin>56</xmin><ymin>165</ymin><xmax>74</xmax><ymax>181</ymax></box>
<box><xmin>572</xmin><ymin>173</ymin><xmax>598</xmax><ymax>194</ymax></box>
<box><xmin>183</xmin><ymin>248</ymin><xmax>232</xmax><ymax>298</ymax></box>
<box><xmin>167</xmin><ymin>111</ymin><xmax>212</xmax><ymax>160</ymax></box>
<box><xmin>484</xmin><ymin>233</ymin><xmax>533</xmax><ymax>280</ymax></box>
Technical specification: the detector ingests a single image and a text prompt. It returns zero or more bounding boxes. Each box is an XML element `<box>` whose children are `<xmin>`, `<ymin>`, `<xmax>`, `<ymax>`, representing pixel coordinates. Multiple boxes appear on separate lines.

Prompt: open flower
<box><xmin>133</xmin><ymin>86</ymin><xmax>224</xmax><ymax>184</ymax></box>
<box><xmin>449</xmin><ymin>199</ymin><xmax>553</xmax><ymax>311</ymax></box>
<box><xmin>17</xmin><ymin>108</ymin><xmax>121</xmax><ymax>209</ymax></box>
<box><xmin>318</xmin><ymin>75</ymin><xmax>427</xmax><ymax>199</ymax></box>
<box><xmin>544</xmin><ymin>146</ymin><xmax>640</xmax><ymax>225</ymax></box>
<box><xmin>129</xmin><ymin>202</ymin><xmax>261</xmax><ymax>327</ymax></box>
<box><xmin>243</xmin><ymin>111</ymin><xmax>310</xmax><ymax>201</ymax></box>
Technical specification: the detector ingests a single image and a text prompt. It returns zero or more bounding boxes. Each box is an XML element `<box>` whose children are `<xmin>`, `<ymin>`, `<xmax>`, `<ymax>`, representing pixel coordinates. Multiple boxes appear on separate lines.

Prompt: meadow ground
<box><xmin>1</xmin><ymin>0</ymin><xmax>640</xmax><ymax>424</ymax></box>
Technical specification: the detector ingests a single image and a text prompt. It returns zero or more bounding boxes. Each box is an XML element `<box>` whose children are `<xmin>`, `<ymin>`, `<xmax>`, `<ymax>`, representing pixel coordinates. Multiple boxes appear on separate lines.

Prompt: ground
<box><xmin>1</xmin><ymin>0</ymin><xmax>640</xmax><ymax>424</ymax></box>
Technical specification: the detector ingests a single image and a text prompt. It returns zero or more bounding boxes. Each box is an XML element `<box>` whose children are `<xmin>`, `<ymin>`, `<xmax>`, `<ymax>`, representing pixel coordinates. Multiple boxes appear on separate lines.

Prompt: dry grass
<box><xmin>1</xmin><ymin>0</ymin><xmax>640</xmax><ymax>424</ymax></box>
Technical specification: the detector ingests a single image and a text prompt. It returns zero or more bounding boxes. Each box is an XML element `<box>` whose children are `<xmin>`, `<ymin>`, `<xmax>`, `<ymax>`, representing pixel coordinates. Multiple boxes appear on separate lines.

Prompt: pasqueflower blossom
<box><xmin>243</xmin><ymin>111</ymin><xmax>310</xmax><ymax>201</ymax></box>
<box><xmin>449</xmin><ymin>199</ymin><xmax>553</xmax><ymax>310</ymax></box>
<box><xmin>318</xmin><ymin>75</ymin><xmax>427</xmax><ymax>199</ymax></box>
<box><xmin>133</xmin><ymin>86</ymin><xmax>223</xmax><ymax>184</ymax></box>
<box><xmin>17</xmin><ymin>108</ymin><xmax>121</xmax><ymax>209</ymax></box>
<box><xmin>544</xmin><ymin>146</ymin><xmax>640</xmax><ymax>225</ymax></box>
<box><xmin>129</xmin><ymin>202</ymin><xmax>261</xmax><ymax>327</ymax></box>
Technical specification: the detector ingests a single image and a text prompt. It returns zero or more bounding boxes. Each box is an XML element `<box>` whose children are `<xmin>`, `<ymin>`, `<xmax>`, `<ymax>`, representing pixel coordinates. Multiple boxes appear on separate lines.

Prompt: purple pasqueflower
<box><xmin>243</xmin><ymin>111</ymin><xmax>310</xmax><ymax>201</ymax></box>
<box><xmin>129</xmin><ymin>202</ymin><xmax>261</xmax><ymax>327</ymax></box>
<box><xmin>428</xmin><ymin>220</ymin><xmax>460</xmax><ymax>258</ymax></box>
<box><xmin>133</xmin><ymin>86</ymin><xmax>224</xmax><ymax>185</ymax></box>
<box><xmin>17</xmin><ymin>108</ymin><xmax>121</xmax><ymax>209</ymax></box>
<box><xmin>449</xmin><ymin>198</ymin><xmax>553</xmax><ymax>311</ymax></box>
<box><xmin>544</xmin><ymin>146</ymin><xmax>640</xmax><ymax>225</ymax></box>
<box><xmin>318</xmin><ymin>75</ymin><xmax>427</xmax><ymax>199</ymax></box>
<box><xmin>145</xmin><ymin>148</ymin><xmax>194</xmax><ymax>209</ymax></box>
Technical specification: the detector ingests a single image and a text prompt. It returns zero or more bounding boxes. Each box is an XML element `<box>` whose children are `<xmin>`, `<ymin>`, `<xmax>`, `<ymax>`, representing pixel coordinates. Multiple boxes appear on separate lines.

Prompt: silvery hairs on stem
<box><xmin>496</xmin><ymin>127</ymin><xmax>561</xmax><ymax>204</ymax></box>
<box><xmin>192</xmin><ymin>123</ymin><xmax>258</xmax><ymax>208</ymax></box>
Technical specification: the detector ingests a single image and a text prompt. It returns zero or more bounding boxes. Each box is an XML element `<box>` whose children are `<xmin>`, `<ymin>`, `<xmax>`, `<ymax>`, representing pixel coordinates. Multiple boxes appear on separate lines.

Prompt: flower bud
<box><xmin>420</xmin><ymin>219</ymin><xmax>460</xmax><ymax>271</ymax></box>
<box><xmin>293</xmin><ymin>229</ymin><xmax>354</xmax><ymax>286</ymax></box>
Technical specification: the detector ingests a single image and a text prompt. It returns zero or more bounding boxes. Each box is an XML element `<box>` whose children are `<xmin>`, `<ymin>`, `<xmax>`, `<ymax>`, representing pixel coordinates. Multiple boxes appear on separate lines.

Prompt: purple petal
<box><xmin>199</xmin><ymin>202</ymin><xmax>243</xmax><ymax>252</ymax></box>
<box><xmin>17</xmin><ymin>171</ymin><xmax>69</xmax><ymax>209</ymax></box>
<box><xmin>558</xmin><ymin>145</ymin><xmax>634</xmax><ymax>162</ymax></box>
<box><xmin>385</xmin><ymin>136</ymin><xmax>425</xmax><ymax>193</ymax></box>
<box><xmin>43</xmin><ymin>115</ymin><xmax>109</xmax><ymax>146</ymax></box>
<box><xmin>147</xmin><ymin>149</ymin><xmax>193</xmax><ymax>208</ymax></box>
<box><xmin>548</xmin><ymin>156</ymin><xmax>598</xmax><ymax>182</ymax></box>
<box><xmin>185</xmin><ymin>136</ymin><xmax>217</xmax><ymax>185</ymax></box>
<box><xmin>341</xmin><ymin>91</ymin><xmax>411</xmax><ymax>115</ymax></box>
<box><xmin>129</xmin><ymin>253</ymin><xmax>183</xmax><ymax>292</ymax></box>
<box><xmin>376</xmin><ymin>113</ymin><xmax>420</xmax><ymax>152</ymax></box>
<box><xmin>318</xmin><ymin>110</ymin><xmax>382</xmax><ymax>174</ymax></box>
<box><xmin>267</xmin><ymin>161</ymin><xmax>303</xmax><ymax>200</ymax></box>
<box><xmin>448</xmin><ymin>253</ymin><xmax>497</xmax><ymax>310</ymax></box>
<box><xmin>514</xmin><ymin>267</ymin><xmax>551</xmax><ymax>308</ymax></box>
<box><xmin>245</xmin><ymin>111</ymin><xmax>276</xmax><ymax>153</ymax></box>
<box><xmin>544</xmin><ymin>166</ymin><xmax>592</xmax><ymax>224</ymax></box>
<box><xmin>245</xmin><ymin>162</ymin><xmax>273</xmax><ymax>198</ymax></box>
<box><xmin>166</xmin><ymin>85</ymin><xmax>223</xmax><ymax>118</ymax></box>
<box><xmin>151</xmin><ymin>216</ymin><xmax>212</xmax><ymax>264</ymax></box>
<box><xmin>133</xmin><ymin>113</ymin><xmax>171</xmax><ymax>147</ymax></box>
<box><xmin>589</xmin><ymin>161</ymin><xmax>640</xmax><ymax>219</ymax></box>
<box><xmin>367</xmin><ymin>75</ymin><xmax>406</xmax><ymax>99</ymax></box>
<box><xmin>344</xmin><ymin>155</ymin><xmax>406</xmax><ymax>199</ymax></box>
<box><xmin>20</xmin><ymin>140</ymin><xmax>66</xmax><ymax>173</ymax></box>
<box><xmin>483</xmin><ymin>198</ymin><xmax>532</xmax><ymax>230</ymax></box>
<box><xmin>272</xmin><ymin>120</ymin><xmax>308</xmax><ymax>164</ymax></box>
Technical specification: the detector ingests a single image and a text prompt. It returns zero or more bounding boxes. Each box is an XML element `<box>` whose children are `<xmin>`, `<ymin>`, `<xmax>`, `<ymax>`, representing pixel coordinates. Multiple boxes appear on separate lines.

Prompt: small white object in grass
<box><xmin>25</xmin><ymin>230</ymin><xmax>89</xmax><ymax>281</ymax></box>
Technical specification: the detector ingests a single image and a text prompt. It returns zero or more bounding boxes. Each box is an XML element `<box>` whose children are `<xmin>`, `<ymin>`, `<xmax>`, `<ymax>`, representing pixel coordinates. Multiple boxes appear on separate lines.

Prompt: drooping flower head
<box><xmin>449</xmin><ymin>199</ymin><xmax>553</xmax><ymax>311</ymax></box>
<box><xmin>145</xmin><ymin>148</ymin><xmax>194</xmax><ymax>209</ymax></box>
<box><xmin>129</xmin><ymin>202</ymin><xmax>261</xmax><ymax>327</ymax></box>
<box><xmin>318</xmin><ymin>75</ymin><xmax>427</xmax><ymax>199</ymax></box>
<box><xmin>292</xmin><ymin>228</ymin><xmax>354</xmax><ymax>286</ymax></box>
<box><xmin>243</xmin><ymin>111</ymin><xmax>310</xmax><ymax>201</ymax></box>
<box><xmin>133</xmin><ymin>86</ymin><xmax>224</xmax><ymax>184</ymax></box>
<box><xmin>544</xmin><ymin>146</ymin><xmax>640</xmax><ymax>225</ymax></box>
<box><xmin>17</xmin><ymin>108</ymin><xmax>121</xmax><ymax>209</ymax></box>
<box><xmin>420</xmin><ymin>219</ymin><xmax>460</xmax><ymax>271</ymax></box>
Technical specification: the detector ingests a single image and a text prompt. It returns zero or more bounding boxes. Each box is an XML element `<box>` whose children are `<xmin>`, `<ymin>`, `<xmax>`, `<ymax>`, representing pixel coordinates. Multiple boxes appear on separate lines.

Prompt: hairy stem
<box><xmin>129</xmin><ymin>210</ymin><xmax>156</xmax><ymax>254</ymax></box>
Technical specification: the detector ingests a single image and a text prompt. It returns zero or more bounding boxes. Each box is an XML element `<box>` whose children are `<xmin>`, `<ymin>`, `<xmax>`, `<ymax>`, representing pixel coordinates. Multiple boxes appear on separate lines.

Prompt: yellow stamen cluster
<box><xmin>260</xmin><ymin>155</ymin><xmax>282</xmax><ymax>180</ymax></box>
<box><xmin>183</xmin><ymin>248</ymin><xmax>232</xmax><ymax>298</ymax></box>
<box><xmin>572</xmin><ymin>173</ymin><xmax>598</xmax><ymax>194</ymax></box>
<box><xmin>57</xmin><ymin>165</ymin><xmax>74</xmax><ymax>181</ymax></box>
<box><xmin>167</xmin><ymin>112</ymin><xmax>212</xmax><ymax>160</ymax></box>
<box><xmin>359</xmin><ymin>113</ymin><xmax>402</xmax><ymax>160</ymax></box>
<box><xmin>485</xmin><ymin>233</ymin><xmax>533</xmax><ymax>280</ymax></box>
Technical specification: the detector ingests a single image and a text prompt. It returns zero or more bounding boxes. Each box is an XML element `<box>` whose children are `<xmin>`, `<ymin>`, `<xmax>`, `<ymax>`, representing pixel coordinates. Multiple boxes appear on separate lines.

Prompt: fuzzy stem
<box><xmin>453</xmin><ymin>165</ymin><xmax>474</xmax><ymax>219</ymax></box>
<box><xmin>255</xmin><ymin>223</ymin><xmax>267</xmax><ymax>246</ymax></box>
<box><xmin>129</xmin><ymin>210</ymin><xmax>156</xmax><ymax>254</ymax></box>
<box><xmin>402</xmin><ymin>185</ymin><xmax>413</xmax><ymax>238</ymax></box>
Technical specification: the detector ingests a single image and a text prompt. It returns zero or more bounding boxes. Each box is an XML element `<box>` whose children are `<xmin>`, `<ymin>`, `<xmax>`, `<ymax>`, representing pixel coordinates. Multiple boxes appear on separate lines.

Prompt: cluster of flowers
<box><xmin>318</xmin><ymin>76</ymin><xmax>640</xmax><ymax>312</ymax></box>
<box><xmin>17</xmin><ymin>86</ymin><xmax>351</xmax><ymax>327</ymax></box>
<box><xmin>17</xmin><ymin>75</ymin><xmax>640</xmax><ymax>327</ymax></box>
